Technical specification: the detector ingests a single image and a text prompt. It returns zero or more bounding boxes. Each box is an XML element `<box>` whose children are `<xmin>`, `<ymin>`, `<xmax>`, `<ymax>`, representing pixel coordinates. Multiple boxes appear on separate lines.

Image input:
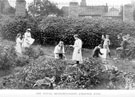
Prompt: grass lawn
<box><xmin>0</xmin><ymin>44</ymin><xmax>135</xmax><ymax>78</ymax></box>
<box><xmin>0</xmin><ymin>43</ymin><xmax>135</xmax><ymax>90</ymax></box>
<box><xmin>41</xmin><ymin>45</ymin><xmax>135</xmax><ymax>73</ymax></box>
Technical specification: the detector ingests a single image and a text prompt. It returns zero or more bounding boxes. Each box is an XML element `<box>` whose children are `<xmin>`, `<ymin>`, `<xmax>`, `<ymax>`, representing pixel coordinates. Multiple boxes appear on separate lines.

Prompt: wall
<box><xmin>123</xmin><ymin>4</ymin><xmax>134</xmax><ymax>22</ymax></box>
<box><xmin>15</xmin><ymin>0</ymin><xmax>26</xmax><ymax>17</ymax></box>
<box><xmin>69</xmin><ymin>2</ymin><xmax>79</xmax><ymax>18</ymax></box>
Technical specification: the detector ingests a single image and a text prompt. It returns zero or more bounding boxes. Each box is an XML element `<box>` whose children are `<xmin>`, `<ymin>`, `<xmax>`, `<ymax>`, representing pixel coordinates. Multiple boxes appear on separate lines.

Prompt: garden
<box><xmin>0</xmin><ymin>16</ymin><xmax>135</xmax><ymax>89</ymax></box>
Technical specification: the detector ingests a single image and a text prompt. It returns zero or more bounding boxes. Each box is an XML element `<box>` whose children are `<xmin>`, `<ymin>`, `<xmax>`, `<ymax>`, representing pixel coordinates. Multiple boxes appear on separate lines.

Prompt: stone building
<box><xmin>0</xmin><ymin>0</ymin><xmax>12</xmax><ymax>14</ymax></box>
<box><xmin>123</xmin><ymin>3</ymin><xmax>135</xmax><ymax>22</ymax></box>
<box><xmin>104</xmin><ymin>7</ymin><xmax>121</xmax><ymax>20</ymax></box>
<box><xmin>61</xmin><ymin>0</ymin><xmax>121</xmax><ymax>19</ymax></box>
<box><xmin>69</xmin><ymin>2</ymin><xmax>79</xmax><ymax>18</ymax></box>
<box><xmin>15</xmin><ymin>0</ymin><xmax>26</xmax><ymax>17</ymax></box>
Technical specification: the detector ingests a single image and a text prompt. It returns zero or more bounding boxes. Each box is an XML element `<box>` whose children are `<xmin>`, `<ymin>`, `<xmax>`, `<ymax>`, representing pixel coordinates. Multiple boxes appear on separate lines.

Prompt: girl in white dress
<box><xmin>70</xmin><ymin>34</ymin><xmax>83</xmax><ymax>65</ymax></box>
<box><xmin>22</xmin><ymin>28</ymin><xmax>35</xmax><ymax>48</ymax></box>
<box><xmin>103</xmin><ymin>35</ymin><xmax>111</xmax><ymax>58</ymax></box>
<box><xmin>15</xmin><ymin>33</ymin><xmax>22</xmax><ymax>56</ymax></box>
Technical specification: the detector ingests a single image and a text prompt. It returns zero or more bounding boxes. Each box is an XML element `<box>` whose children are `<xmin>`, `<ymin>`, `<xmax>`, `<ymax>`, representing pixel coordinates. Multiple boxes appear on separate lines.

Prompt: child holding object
<box><xmin>54</xmin><ymin>41</ymin><xmax>66</xmax><ymax>59</ymax></box>
<box><xmin>92</xmin><ymin>44</ymin><xmax>103</xmax><ymax>58</ymax></box>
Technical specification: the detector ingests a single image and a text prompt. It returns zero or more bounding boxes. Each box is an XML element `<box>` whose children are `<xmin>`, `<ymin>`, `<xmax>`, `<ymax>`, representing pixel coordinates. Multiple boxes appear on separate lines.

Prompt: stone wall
<box><xmin>123</xmin><ymin>4</ymin><xmax>135</xmax><ymax>22</ymax></box>
<box><xmin>0</xmin><ymin>0</ymin><xmax>12</xmax><ymax>14</ymax></box>
<box><xmin>15</xmin><ymin>0</ymin><xmax>26</xmax><ymax>17</ymax></box>
<box><xmin>69</xmin><ymin>2</ymin><xmax>79</xmax><ymax>18</ymax></box>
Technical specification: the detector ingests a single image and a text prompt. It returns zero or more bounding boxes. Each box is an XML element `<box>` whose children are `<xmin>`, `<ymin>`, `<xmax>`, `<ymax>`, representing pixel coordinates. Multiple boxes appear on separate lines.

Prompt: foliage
<box><xmin>0</xmin><ymin>41</ymin><xmax>27</xmax><ymax>69</ymax></box>
<box><xmin>2</xmin><ymin>17</ymin><xmax>135</xmax><ymax>49</ymax></box>
<box><xmin>23</xmin><ymin>45</ymin><xmax>44</xmax><ymax>59</ymax></box>
<box><xmin>117</xmin><ymin>36</ymin><xmax>135</xmax><ymax>59</ymax></box>
<box><xmin>0</xmin><ymin>43</ymin><xmax>16</xmax><ymax>70</ymax></box>
<box><xmin>1</xmin><ymin>17</ymin><xmax>41</xmax><ymax>44</ymax></box>
<box><xmin>39</xmin><ymin>17</ymin><xmax>135</xmax><ymax>48</ymax></box>
<box><xmin>1</xmin><ymin>56</ymin><xmax>135</xmax><ymax>89</ymax></box>
<box><xmin>0</xmin><ymin>40</ymin><xmax>44</xmax><ymax>69</ymax></box>
<box><xmin>28</xmin><ymin>0</ymin><xmax>63</xmax><ymax>19</ymax></box>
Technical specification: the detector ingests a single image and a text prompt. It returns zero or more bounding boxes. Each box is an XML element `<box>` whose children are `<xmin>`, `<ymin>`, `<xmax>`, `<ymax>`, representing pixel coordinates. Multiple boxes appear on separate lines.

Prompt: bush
<box><xmin>1</xmin><ymin>56</ymin><xmax>135</xmax><ymax>89</ymax></box>
<box><xmin>1</xmin><ymin>17</ymin><xmax>41</xmax><ymax>44</ymax></box>
<box><xmin>0</xmin><ymin>57</ymin><xmax>69</xmax><ymax>89</ymax></box>
<box><xmin>39</xmin><ymin>17</ymin><xmax>135</xmax><ymax>48</ymax></box>
<box><xmin>23</xmin><ymin>45</ymin><xmax>44</xmax><ymax>59</ymax></box>
<box><xmin>0</xmin><ymin>40</ymin><xmax>17</xmax><ymax>70</ymax></box>
<box><xmin>117</xmin><ymin>36</ymin><xmax>135</xmax><ymax>59</ymax></box>
<box><xmin>2</xmin><ymin>17</ymin><xmax>135</xmax><ymax>49</ymax></box>
<box><xmin>0</xmin><ymin>45</ymin><xmax>16</xmax><ymax>70</ymax></box>
<box><xmin>0</xmin><ymin>40</ymin><xmax>44</xmax><ymax>69</ymax></box>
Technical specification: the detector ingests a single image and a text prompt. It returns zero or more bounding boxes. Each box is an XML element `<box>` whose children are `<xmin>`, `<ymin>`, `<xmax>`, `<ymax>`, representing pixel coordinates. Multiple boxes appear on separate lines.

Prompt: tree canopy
<box><xmin>28</xmin><ymin>0</ymin><xmax>63</xmax><ymax>18</ymax></box>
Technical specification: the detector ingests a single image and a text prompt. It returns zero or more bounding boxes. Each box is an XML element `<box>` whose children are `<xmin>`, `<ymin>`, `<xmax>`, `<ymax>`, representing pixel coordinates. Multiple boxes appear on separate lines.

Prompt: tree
<box><xmin>28</xmin><ymin>0</ymin><xmax>63</xmax><ymax>18</ymax></box>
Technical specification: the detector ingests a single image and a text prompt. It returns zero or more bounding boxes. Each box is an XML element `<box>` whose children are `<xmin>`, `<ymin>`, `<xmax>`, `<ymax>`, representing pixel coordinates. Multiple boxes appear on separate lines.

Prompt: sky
<box><xmin>8</xmin><ymin>0</ymin><xmax>134</xmax><ymax>8</ymax></box>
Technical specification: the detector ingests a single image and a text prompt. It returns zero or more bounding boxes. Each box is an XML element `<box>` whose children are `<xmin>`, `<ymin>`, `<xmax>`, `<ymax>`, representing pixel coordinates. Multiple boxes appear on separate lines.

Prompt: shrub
<box><xmin>0</xmin><ymin>41</ymin><xmax>16</xmax><ymax>70</ymax></box>
<box><xmin>1</xmin><ymin>17</ymin><xmax>40</xmax><ymax>44</ymax></box>
<box><xmin>0</xmin><ymin>57</ymin><xmax>69</xmax><ymax>89</ymax></box>
<box><xmin>0</xmin><ymin>41</ymin><xmax>29</xmax><ymax>69</ymax></box>
<box><xmin>39</xmin><ymin>17</ymin><xmax>135</xmax><ymax>48</ymax></box>
<box><xmin>1</xmin><ymin>56</ymin><xmax>135</xmax><ymax>89</ymax></box>
<box><xmin>2</xmin><ymin>17</ymin><xmax>135</xmax><ymax>49</ymax></box>
<box><xmin>0</xmin><ymin>39</ymin><xmax>44</xmax><ymax>69</ymax></box>
<box><xmin>23</xmin><ymin>45</ymin><xmax>44</xmax><ymax>59</ymax></box>
<box><xmin>117</xmin><ymin>36</ymin><xmax>135</xmax><ymax>59</ymax></box>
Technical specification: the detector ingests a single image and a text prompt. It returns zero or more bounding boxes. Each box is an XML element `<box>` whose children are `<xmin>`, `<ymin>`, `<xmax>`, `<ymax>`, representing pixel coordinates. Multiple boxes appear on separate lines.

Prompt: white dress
<box><xmin>103</xmin><ymin>38</ymin><xmax>110</xmax><ymax>53</ymax></box>
<box><xmin>72</xmin><ymin>39</ymin><xmax>83</xmax><ymax>62</ymax></box>
<box><xmin>22</xmin><ymin>32</ymin><xmax>35</xmax><ymax>48</ymax></box>
<box><xmin>15</xmin><ymin>38</ymin><xmax>22</xmax><ymax>55</ymax></box>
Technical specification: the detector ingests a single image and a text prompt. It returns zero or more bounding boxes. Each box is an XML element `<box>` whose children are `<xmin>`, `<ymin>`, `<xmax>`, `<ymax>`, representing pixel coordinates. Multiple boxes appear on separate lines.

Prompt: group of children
<box><xmin>54</xmin><ymin>34</ymin><xmax>83</xmax><ymax>65</ymax></box>
<box><xmin>92</xmin><ymin>34</ymin><xmax>111</xmax><ymax>59</ymax></box>
<box><xmin>15</xmin><ymin>28</ymin><xmax>35</xmax><ymax>56</ymax></box>
<box><xmin>54</xmin><ymin>34</ymin><xmax>111</xmax><ymax>65</ymax></box>
<box><xmin>15</xmin><ymin>29</ymin><xmax>111</xmax><ymax>64</ymax></box>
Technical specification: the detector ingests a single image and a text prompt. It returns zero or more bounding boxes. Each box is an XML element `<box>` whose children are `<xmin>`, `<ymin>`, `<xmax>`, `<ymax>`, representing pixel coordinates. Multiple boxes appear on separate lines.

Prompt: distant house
<box><xmin>0</xmin><ymin>0</ymin><xmax>15</xmax><ymax>15</ymax></box>
<box><xmin>61</xmin><ymin>0</ymin><xmax>122</xmax><ymax>20</ymax></box>
<box><xmin>15</xmin><ymin>0</ymin><xmax>26</xmax><ymax>17</ymax></box>
<box><xmin>123</xmin><ymin>4</ymin><xmax>135</xmax><ymax>22</ymax></box>
<box><xmin>103</xmin><ymin>7</ymin><xmax>121</xmax><ymax>20</ymax></box>
<box><xmin>61</xmin><ymin>6</ymin><xmax>69</xmax><ymax>17</ymax></box>
<box><xmin>78</xmin><ymin>5</ymin><xmax>108</xmax><ymax>17</ymax></box>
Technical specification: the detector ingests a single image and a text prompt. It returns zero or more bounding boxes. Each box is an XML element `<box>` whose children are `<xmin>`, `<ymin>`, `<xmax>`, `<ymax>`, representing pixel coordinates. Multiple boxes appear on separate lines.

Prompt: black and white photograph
<box><xmin>0</xmin><ymin>0</ymin><xmax>135</xmax><ymax>97</ymax></box>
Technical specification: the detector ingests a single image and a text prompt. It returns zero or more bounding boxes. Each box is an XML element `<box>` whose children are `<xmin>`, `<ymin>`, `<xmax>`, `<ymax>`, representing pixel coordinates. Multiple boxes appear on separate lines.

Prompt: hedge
<box><xmin>1</xmin><ymin>17</ymin><xmax>41</xmax><ymax>44</ymax></box>
<box><xmin>1</xmin><ymin>17</ymin><xmax>135</xmax><ymax>49</ymax></box>
<box><xmin>39</xmin><ymin>17</ymin><xmax>135</xmax><ymax>48</ymax></box>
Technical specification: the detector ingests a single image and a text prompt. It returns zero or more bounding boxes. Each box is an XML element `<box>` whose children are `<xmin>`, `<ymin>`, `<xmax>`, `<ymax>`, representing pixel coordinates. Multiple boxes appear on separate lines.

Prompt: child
<box><xmin>92</xmin><ymin>44</ymin><xmax>103</xmax><ymax>58</ymax></box>
<box><xmin>15</xmin><ymin>33</ymin><xmax>23</xmax><ymax>56</ymax></box>
<box><xmin>22</xmin><ymin>28</ymin><xmax>35</xmax><ymax>48</ymax></box>
<box><xmin>54</xmin><ymin>41</ymin><xmax>65</xmax><ymax>59</ymax></box>
<box><xmin>103</xmin><ymin>35</ymin><xmax>111</xmax><ymax>57</ymax></box>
